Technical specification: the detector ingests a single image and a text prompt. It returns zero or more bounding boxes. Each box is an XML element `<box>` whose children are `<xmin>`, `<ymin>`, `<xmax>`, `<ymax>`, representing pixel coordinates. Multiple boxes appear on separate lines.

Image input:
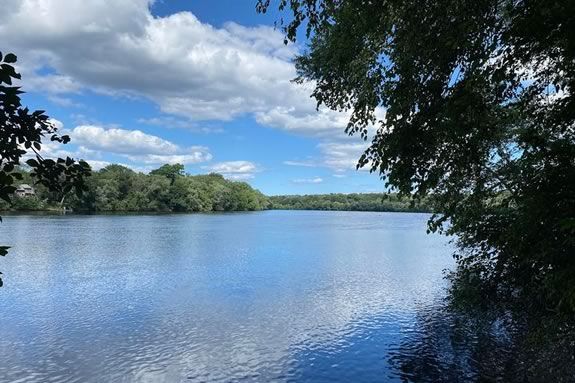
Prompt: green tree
<box><xmin>150</xmin><ymin>163</ymin><xmax>185</xmax><ymax>185</ymax></box>
<box><xmin>0</xmin><ymin>52</ymin><xmax>90</xmax><ymax>286</ymax></box>
<box><xmin>257</xmin><ymin>0</ymin><xmax>575</xmax><ymax>312</ymax></box>
<box><xmin>64</xmin><ymin>164</ymin><xmax>268</xmax><ymax>214</ymax></box>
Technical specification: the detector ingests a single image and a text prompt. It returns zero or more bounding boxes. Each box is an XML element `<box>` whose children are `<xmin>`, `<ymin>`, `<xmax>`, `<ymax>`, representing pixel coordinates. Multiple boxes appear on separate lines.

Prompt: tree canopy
<box><xmin>149</xmin><ymin>163</ymin><xmax>185</xmax><ymax>185</ymax></box>
<box><xmin>0</xmin><ymin>164</ymin><xmax>269</xmax><ymax>214</ymax></box>
<box><xmin>257</xmin><ymin>0</ymin><xmax>575</xmax><ymax>312</ymax></box>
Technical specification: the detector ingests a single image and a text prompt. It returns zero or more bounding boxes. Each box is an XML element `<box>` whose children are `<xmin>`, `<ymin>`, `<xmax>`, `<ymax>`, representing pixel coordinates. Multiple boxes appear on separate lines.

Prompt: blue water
<box><xmin>0</xmin><ymin>211</ymin><xmax>453</xmax><ymax>382</ymax></box>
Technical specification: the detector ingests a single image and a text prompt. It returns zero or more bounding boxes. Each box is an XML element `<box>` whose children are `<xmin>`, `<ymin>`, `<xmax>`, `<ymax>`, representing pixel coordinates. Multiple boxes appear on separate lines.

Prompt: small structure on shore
<box><xmin>15</xmin><ymin>184</ymin><xmax>35</xmax><ymax>197</ymax></box>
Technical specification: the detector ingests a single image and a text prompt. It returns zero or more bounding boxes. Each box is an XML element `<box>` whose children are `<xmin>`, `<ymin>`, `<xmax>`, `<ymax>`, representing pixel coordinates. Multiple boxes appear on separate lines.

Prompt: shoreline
<box><xmin>0</xmin><ymin>208</ymin><xmax>432</xmax><ymax>216</ymax></box>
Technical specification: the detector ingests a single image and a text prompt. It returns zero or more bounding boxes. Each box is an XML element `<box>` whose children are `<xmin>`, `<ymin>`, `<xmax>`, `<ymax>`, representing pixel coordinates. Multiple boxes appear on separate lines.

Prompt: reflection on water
<box><xmin>388</xmin><ymin>303</ymin><xmax>519</xmax><ymax>383</ymax></box>
<box><xmin>1</xmin><ymin>211</ymin><xmax>455</xmax><ymax>382</ymax></box>
<box><xmin>390</xmin><ymin>299</ymin><xmax>575</xmax><ymax>382</ymax></box>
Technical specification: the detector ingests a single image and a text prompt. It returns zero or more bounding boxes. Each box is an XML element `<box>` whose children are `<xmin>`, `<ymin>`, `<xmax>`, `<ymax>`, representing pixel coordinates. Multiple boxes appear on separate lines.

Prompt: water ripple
<box><xmin>0</xmin><ymin>211</ymin><xmax>453</xmax><ymax>382</ymax></box>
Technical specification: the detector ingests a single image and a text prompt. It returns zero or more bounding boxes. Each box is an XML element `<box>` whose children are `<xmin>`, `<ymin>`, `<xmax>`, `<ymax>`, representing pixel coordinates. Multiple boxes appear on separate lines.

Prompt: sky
<box><xmin>2</xmin><ymin>0</ymin><xmax>386</xmax><ymax>195</ymax></box>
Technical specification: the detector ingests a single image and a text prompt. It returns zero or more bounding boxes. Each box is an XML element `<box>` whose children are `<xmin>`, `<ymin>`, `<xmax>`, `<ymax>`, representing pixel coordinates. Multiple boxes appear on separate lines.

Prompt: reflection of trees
<box><xmin>388</xmin><ymin>302</ymin><xmax>575</xmax><ymax>382</ymax></box>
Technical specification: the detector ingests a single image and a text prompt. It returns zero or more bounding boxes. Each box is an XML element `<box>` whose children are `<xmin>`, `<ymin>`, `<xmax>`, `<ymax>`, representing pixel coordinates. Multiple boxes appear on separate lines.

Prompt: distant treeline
<box><xmin>0</xmin><ymin>164</ymin><xmax>269</xmax><ymax>213</ymax></box>
<box><xmin>2</xmin><ymin>164</ymin><xmax>432</xmax><ymax>214</ymax></box>
<box><xmin>269</xmin><ymin>193</ymin><xmax>432</xmax><ymax>212</ymax></box>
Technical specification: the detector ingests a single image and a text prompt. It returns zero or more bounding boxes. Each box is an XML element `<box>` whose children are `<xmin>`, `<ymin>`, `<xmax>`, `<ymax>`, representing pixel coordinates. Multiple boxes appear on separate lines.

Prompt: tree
<box><xmin>149</xmin><ymin>163</ymin><xmax>185</xmax><ymax>185</ymax></box>
<box><xmin>256</xmin><ymin>1</ymin><xmax>575</xmax><ymax>311</ymax></box>
<box><xmin>57</xmin><ymin>164</ymin><xmax>268</xmax><ymax>214</ymax></box>
<box><xmin>0</xmin><ymin>51</ymin><xmax>91</xmax><ymax>286</ymax></box>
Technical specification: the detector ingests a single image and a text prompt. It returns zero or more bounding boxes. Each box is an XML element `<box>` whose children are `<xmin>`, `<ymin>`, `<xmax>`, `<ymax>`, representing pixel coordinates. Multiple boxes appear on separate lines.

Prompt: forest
<box><xmin>0</xmin><ymin>163</ymin><xmax>432</xmax><ymax>214</ymax></box>
<box><xmin>269</xmin><ymin>193</ymin><xmax>430</xmax><ymax>212</ymax></box>
<box><xmin>0</xmin><ymin>164</ymin><xmax>270</xmax><ymax>213</ymax></box>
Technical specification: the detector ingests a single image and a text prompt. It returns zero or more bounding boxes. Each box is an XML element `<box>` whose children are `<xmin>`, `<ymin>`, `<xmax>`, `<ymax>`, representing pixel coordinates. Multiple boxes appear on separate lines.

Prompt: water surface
<box><xmin>0</xmin><ymin>211</ymin><xmax>453</xmax><ymax>382</ymax></box>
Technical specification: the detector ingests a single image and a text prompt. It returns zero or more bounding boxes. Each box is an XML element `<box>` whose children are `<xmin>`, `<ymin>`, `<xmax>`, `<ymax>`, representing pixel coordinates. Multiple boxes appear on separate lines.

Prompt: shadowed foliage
<box><xmin>258</xmin><ymin>0</ymin><xmax>575</xmax><ymax>379</ymax></box>
<box><xmin>257</xmin><ymin>0</ymin><xmax>575</xmax><ymax>313</ymax></box>
<box><xmin>0</xmin><ymin>51</ymin><xmax>90</xmax><ymax>286</ymax></box>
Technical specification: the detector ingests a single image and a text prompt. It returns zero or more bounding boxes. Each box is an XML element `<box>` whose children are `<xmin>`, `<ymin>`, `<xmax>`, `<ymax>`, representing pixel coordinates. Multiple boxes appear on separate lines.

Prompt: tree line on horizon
<box><xmin>269</xmin><ymin>193</ymin><xmax>431</xmax><ymax>212</ymax></box>
<box><xmin>0</xmin><ymin>163</ymin><xmax>431</xmax><ymax>214</ymax></box>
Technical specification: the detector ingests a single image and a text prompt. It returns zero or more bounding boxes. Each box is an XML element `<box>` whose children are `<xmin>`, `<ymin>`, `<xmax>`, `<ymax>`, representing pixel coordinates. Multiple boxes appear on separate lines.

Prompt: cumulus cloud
<box><xmin>72</xmin><ymin>125</ymin><xmax>177</xmax><ymax>154</ymax></box>
<box><xmin>292</xmin><ymin>177</ymin><xmax>323</xmax><ymax>184</ymax></box>
<box><xmin>70</xmin><ymin>125</ymin><xmax>212</xmax><ymax>164</ymax></box>
<box><xmin>318</xmin><ymin>142</ymin><xmax>368</xmax><ymax>173</ymax></box>
<box><xmin>81</xmin><ymin>160</ymin><xmax>112</xmax><ymax>171</ymax></box>
<box><xmin>203</xmin><ymin>161</ymin><xmax>259</xmax><ymax>180</ymax></box>
<box><xmin>0</xmin><ymin>0</ymin><xmax>353</xmax><ymax>136</ymax></box>
<box><xmin>31</xmin><ymin>137</ymin><xmax>149</xmax><ymax>173</ymax></box>
<box><xmin>2</xmin><ymin>0</ymin><xmax>388</xmax><ymax>179</ymax></box>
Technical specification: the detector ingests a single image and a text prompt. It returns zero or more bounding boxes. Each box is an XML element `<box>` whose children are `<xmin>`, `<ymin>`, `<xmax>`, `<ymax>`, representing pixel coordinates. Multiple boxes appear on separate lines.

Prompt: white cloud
<box><xmin>254</xmin><ymin>105</ymin><xmax>351</xmax><ymax>137</ymax></box>
<box><xmin>203</xmin><ymin>161</ymin><xmax>259</xmax><ymax>180</ymax></box>
<box><xmin>30</xmin><ymin>139</ymin><xmax>149</xmax><ymax>173</ymax></box>
<box><xmin>26</xmin><ymin>120</ymin><xmax>203</xmax><ymax>170</ymax></box>
<box><xmin>130</xmin><ymin>153</ymin><xmax>210</xmax><ymax>165</ymax></box>
<box><xmin>72</xmin><ymin>125</ymin><xmax>177</xmax><ymax>154</ymax></box>
<box><xmin>70</xmin><ymin>125</ymin><xmax>212</xmax><ymax>164</ymax></box>
<box><xmin>284</xmin><ymin>140</ymin><xmax>370</xmax><ymax>174</ymax></box>
<box><xmin>318</xmin><ymin>142</ymin><xmax>368</xmax><ymax>173</ymax></box>
<box><xmin>48</xmin><ymin>118</ymin><xmax>64</xmax><ymax>131</ymax></box>
<box><xmin>0</xmin><ymin>0</ymin><xmax>354</xmax><ymax>136</ymax></box>
<box><xmin>2</xmin><ymin>0</ymin><xmax>388</xmax><ymax>179</ymax></box>
<box><xmin>82</xmin><ymin>160</ymin><xmax>112</xmax><ymax>171</ymax></box>
<box><xmin>292</xmin><ymin>177</ymin><xmax>323</xmax><ymax>184</ymax></box>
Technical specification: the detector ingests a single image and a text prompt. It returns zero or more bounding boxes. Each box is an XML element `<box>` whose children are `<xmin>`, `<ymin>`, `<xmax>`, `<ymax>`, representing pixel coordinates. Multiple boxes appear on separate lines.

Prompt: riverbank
<box><xmin>268</xmin><ymin>193</ymin><xmax>432</xmax><ymax>213</ymax></box>
<box><xmin>1</xmin><ymin>193</ymin><xmax>432</xmax><ymax>214</ymax></box>
<box><xmin>4</xmin><ymin>165</ymin><xmax>432</xmax><ymax>215</ymax></box>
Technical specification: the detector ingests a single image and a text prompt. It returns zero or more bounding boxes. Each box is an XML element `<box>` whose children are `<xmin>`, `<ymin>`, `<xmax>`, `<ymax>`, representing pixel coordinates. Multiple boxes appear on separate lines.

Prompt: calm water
<box><xmin>0</xmin><ymin>211</ymin><xmax>455</xmax><ymax>382</ymax></box>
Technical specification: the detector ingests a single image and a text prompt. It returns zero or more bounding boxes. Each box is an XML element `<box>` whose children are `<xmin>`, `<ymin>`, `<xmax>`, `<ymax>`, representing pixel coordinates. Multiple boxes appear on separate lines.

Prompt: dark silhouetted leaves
<box><xmin>0</xmin><ymin>51</ymin><xmax>91</xmax><ymax>286</ymax></box>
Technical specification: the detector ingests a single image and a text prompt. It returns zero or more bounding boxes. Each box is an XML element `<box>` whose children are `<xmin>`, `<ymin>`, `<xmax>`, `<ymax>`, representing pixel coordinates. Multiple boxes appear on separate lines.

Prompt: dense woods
<box><xmin>269</xmin><ymin>193</ymin><xmax>430</xmax><ymax>212</ymax></box>
<box><xmin>0</xmin><ymin>164</ymin><xmax>269</xmax><ymax>213</ymax></box>
<box><xmin>1</xmin><ymin>164</ymin><xmax>433</xmax><ymax>214</ymax></box>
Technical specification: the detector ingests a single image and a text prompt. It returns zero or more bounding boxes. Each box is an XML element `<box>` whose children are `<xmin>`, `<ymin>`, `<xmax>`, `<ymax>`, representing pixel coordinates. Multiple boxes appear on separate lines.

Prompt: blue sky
<box><xmin>3</xmin><ymin>0</ymin><xmax>385</xmax><ymax>195</ymax></box>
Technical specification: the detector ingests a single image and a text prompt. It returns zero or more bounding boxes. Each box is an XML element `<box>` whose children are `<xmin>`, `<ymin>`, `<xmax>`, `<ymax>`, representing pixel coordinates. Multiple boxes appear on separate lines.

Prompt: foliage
<box><xmin>257</xmin><ymin>0</ymin><xmax>575</xmax><ymax>313</ymax></box>
<box><xmin>270</xmin><ymin>193</ymin><xmax>431</xmax><ymax>212</ymax></box>
<box><xmin>65</xmin><ymin>165</ymin><xmax>269</xmax><ymax>213</ymax></box>
<box><xmin>149</xmin><ymin>163</ymin><xmax>185</xmax><ymax>185</ymax></box>
<box><xmin>0</xmin><ymin>51</ymin><xmax>90</xmax><ymax>286</ymax></box>
<box><xmin>257</xmin><ymin>0</ymin><xmax>575</xmax><ymax>378</ymax></box>
<box><xmin>3</xmin><ymin>165</ymin><xmax>435</xmax><ymax>215</ymax></box>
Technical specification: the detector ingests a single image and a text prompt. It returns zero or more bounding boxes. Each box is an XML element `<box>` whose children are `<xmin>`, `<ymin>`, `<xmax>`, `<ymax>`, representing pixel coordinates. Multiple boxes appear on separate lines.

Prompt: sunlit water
<box><xmin>0</xmin><ymin>211</ymin><xmax>455</xmax><ymax>382</ymax></box>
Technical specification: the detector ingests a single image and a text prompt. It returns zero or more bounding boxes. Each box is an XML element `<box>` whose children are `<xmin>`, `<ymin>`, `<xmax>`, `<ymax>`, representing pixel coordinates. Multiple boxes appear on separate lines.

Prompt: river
<box><xmin>0</xmin><ymin>211</ymin><xmax>454</xmax><ymax>382</ymax></box>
